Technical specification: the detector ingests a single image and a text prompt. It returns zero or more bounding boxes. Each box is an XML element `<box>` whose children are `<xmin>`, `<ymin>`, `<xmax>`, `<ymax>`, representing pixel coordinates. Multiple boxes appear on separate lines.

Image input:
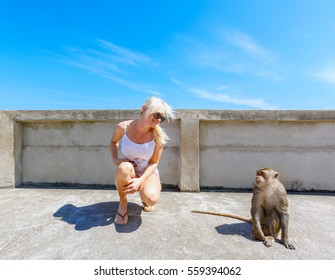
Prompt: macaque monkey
<box><xmin>192</xmin><ymin>168</ymin><xmax>295</xmax><ymax>249</ymax></box>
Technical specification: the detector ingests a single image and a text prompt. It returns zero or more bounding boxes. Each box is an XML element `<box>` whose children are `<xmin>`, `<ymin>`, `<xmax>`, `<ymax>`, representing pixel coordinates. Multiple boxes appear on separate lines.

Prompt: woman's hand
<box><xmin>122</xmin><ymin>178</ymin><xmax>143</xmax><ymax>194</ymax></box>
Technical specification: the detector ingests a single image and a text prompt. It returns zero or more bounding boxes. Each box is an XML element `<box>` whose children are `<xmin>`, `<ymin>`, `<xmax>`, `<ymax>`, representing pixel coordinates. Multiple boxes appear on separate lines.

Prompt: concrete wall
<box><xmin>1</xmin><ymin>110</ymin><xmax>335</xmax><ymax>191</ymax></box>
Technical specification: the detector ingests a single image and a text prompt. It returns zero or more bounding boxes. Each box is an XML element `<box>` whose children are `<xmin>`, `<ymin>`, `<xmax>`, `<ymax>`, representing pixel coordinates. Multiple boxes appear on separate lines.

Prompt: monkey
<box><xmin>192</xmin><ymin>168</ymin><xmax>295</xmax><ymax>250</ymax></box>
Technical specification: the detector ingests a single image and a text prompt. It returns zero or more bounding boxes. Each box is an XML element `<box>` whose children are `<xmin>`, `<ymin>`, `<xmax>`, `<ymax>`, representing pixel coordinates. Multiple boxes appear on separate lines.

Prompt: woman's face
<box><xmin>142</xmin><ymin>105</ymin><xmax>166</xmax><ymax>127</ymax></box>
<box><xmin>146</xmin><ymin>112</ymin><xmax>165</xmax><ymax>127</ymax></box>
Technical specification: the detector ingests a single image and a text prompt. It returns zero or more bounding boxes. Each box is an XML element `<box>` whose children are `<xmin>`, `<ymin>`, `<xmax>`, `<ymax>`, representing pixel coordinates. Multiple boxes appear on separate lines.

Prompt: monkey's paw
<box><xmin>283</xmin><ymin>242</ymin><xmax>295</xmax><ymax>250</ymax></box>
<box><xmin>263</xmin><ymin>236</ymin><xmax>274</xmax><ymax>247</ymax></box>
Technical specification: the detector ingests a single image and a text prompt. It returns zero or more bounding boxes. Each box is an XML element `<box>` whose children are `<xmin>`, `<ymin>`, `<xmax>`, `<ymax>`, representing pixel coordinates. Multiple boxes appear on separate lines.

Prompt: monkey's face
<box><xmin>255</xmin><ymin>170</ymin><xmax>267</xmax><ymax>186</ymax></box>
<box><xmin>255</xmin><ymin>168</ymin><xmax>278</xmax><ymax>187</ymax></box>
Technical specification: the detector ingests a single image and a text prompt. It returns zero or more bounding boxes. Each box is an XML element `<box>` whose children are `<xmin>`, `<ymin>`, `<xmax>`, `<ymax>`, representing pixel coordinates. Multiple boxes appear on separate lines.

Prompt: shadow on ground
<box><xmin>53</xmin><ymin>201</ymin><xmax>143</xmax><ymax>233</ymax></box>
<box><xmin>216</xmin><ymin>222</ymin><xmax>293</xmax><ymax>248</ymax></box>
<box><xmin>215</xmin><ymin>222</ymin><xmax>252</xmax><ymax>241</ymax></box>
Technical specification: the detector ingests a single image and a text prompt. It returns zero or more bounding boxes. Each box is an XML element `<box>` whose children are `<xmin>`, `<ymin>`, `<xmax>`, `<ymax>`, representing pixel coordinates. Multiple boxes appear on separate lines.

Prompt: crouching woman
<box><xmin>110</xmin><ymin>97</ymin><xmax>175</xmax><ymax>224</ymax></box>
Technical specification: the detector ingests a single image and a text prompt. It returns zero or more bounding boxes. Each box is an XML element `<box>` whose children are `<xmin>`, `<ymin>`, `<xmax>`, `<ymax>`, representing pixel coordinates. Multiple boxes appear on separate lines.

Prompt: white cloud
<box><xmin>98</xmin><ymin>72</ymin><xmax>162</xmax><ymax>96</ymax></box>
<box><xmin>226</xmin><ymin>31</ymin><xmax>275</xmax><ymax>62</ymax></box>
<box><xmin>60</xmin><ymin>39</ymin><xmax>153</xmax><ymax>73</ymax></box>
<box><xmin>314</xmin><ymin>68</ymin><xmax>335</xmax><ymax>84</ymax></box>
<box><xmin>170</xmin><ymin>78</ymin><xmax>182</xmax><ymax>86</ymax></box>
<box><xmin>190</xmin><ymin>88</ymin><xmax>277</xmax><ymax>109</ymax></box>
<box><xmin>184</xmin><ymin>39</ymin><xmax>246</xmax><ymax>73</ymax></box>
<box><xmin>49</xmin><ymin>40</ymin><xmax>163</xmax><ymax>96</ymax></box>
<box><xmin>97</xmin><ymin>39</ymin><xmax>153</xmax><ymax>66</ymax></box>
<box><xmin>180</xmin><ymin>30</ymin><xmax>283</xmax><ymax>81</ymax></box>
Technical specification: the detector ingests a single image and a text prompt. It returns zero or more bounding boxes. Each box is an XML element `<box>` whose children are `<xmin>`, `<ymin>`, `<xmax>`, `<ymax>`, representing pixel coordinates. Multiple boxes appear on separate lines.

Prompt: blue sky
<box><xmin>1</xmin><ymin>0</ymin><xmax>335</xmax><ymax>110</ymax></box>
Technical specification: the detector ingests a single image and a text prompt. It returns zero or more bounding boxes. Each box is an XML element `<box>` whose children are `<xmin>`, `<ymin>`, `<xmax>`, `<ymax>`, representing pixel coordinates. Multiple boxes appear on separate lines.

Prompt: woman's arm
<box><xmin>139</xmin><ymin>142</ymin><xmax>163</xmax><ymax>182</ymax></box>
<box><xmin>110</xmin><ymin>121</ymin><xmax>128</xmax><ymax>166</ymax></box>
<box><xmin>124</xmin><ymin>143</ymin><xmax>163</xmax><ymax>192</ymax></box>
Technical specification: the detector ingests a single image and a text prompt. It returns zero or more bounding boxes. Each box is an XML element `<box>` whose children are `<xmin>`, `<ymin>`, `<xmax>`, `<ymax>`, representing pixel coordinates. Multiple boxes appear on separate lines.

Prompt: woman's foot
<box><xmin>142</xmin><ymin>202</ymin><xmax>155</xmax><ymax>212</ymax></box>
<box><xmin>115</xmin><ymin>202</ymin><xmax>128</xmax><ymax>224</ymax></box>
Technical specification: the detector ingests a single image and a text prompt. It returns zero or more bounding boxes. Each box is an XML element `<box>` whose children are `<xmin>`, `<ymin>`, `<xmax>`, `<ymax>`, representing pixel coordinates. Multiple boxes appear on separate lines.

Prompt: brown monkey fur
<box><xmin>192</xmin><ymin>168</ymin><xmax>295</xmax><ymax>249</ymax></box>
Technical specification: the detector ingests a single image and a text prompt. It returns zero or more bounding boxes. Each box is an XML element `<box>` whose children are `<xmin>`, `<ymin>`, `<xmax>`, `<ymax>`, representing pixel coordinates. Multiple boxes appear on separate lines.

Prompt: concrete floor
<box><xmin>0</xmin><ymin>186</ymin><xmax>334</xmax><ymax>260</ymax></box>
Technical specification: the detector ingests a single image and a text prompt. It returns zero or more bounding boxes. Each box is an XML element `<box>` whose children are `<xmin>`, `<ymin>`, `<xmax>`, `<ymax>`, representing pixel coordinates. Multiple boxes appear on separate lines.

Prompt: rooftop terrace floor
<box><xmin>0</xmin><ymin>187</ymin><xmax>334</xmax><ymax>260</ymax></box>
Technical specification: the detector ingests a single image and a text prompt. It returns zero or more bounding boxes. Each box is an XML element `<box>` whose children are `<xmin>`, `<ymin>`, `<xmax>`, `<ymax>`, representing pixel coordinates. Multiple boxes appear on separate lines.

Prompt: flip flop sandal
<box><xmin>114</xmin><ymin>211</ymin><xmax>128</xmax><ymax>225</ymax></box>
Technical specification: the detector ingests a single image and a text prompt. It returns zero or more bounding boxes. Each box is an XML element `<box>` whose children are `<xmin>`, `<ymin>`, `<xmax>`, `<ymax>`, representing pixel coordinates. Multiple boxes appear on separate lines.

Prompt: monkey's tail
<box><xmin>191</xmin><ymin>210</ymin><xmax>252</xmax><ymax>224</ymax></box>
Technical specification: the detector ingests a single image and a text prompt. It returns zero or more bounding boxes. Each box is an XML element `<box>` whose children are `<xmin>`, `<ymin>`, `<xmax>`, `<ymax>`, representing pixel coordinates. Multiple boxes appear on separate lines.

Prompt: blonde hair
<box><xmin>142</xmin><ymin>97</ymin><xmax>175</xmax><ymax>145</ymax></box>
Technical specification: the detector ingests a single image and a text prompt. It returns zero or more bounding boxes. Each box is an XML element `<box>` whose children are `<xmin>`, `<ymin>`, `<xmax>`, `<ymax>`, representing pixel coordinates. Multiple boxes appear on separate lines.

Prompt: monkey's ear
<box><xmin>274</xmin><ymin>172</ymin><xmax>279</xmax><ymax>178</ymax></box>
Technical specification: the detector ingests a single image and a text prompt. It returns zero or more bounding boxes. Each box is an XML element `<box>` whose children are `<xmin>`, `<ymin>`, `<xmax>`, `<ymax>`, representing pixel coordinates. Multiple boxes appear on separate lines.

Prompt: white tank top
<box><xmin>121</xmin><ymin>126</ymin><xmax>156</xmax><ymax>176</ymax></box>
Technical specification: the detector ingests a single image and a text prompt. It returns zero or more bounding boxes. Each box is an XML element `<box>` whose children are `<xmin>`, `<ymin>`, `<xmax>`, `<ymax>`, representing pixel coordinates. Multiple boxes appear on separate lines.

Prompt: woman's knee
<box><xmin>114</xmin><ymin>161</ymin><xmax>135</xmax><ymax>186</ymax></box>
<box><xmin>140</xmin><ymin>184</ymin><xmax>161</xmax><ymax>206</ymax></box>
<box><xmin>115</xmin><ymin>162</ymin><xmax>134</xmax><ymax>177</ymax></box>
<box><xmin>143</xmin><ymin>193</ymin><xmax>160</xmax><ymax>206</ymax></box>
<box><xmin>149</xmin><ymin>192</ymin><xmax>160</xmax><ymax>205</ymax></box>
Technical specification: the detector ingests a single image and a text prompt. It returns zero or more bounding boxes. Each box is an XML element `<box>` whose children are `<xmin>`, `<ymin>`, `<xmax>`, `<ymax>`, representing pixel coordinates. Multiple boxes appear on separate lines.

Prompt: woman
<box><xmin>110</xmin><ymin>97</ymin><xmax>175</xmax><ymax>224</ymax></box>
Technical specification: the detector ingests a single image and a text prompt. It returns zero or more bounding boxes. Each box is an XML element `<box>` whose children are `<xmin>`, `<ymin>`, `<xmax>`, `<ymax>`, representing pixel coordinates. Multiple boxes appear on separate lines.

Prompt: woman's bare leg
<box><xmin>138</xmin><ymin>172</ymin><xmax>161</xmax><ymax>212</ymax></box>
<box><xmin>114</xmin><ymin>162</ymin><xmax>136</xmax><ymax>224</ymax></box>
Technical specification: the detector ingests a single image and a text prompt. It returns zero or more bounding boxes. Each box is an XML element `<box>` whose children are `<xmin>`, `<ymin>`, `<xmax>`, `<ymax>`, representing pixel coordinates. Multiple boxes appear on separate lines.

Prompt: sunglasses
<box><xmin>153</xmin><ymin>112</ymin><xmax>166</xmax><ymax>123</ymax></box>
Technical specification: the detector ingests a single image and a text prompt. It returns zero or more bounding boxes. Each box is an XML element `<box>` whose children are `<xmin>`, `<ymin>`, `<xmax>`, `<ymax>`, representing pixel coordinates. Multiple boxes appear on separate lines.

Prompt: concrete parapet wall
<box><xmin>1</xmin><ymin>110</ymin><xmax>335</xmax><ymax>191</ymax></box>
